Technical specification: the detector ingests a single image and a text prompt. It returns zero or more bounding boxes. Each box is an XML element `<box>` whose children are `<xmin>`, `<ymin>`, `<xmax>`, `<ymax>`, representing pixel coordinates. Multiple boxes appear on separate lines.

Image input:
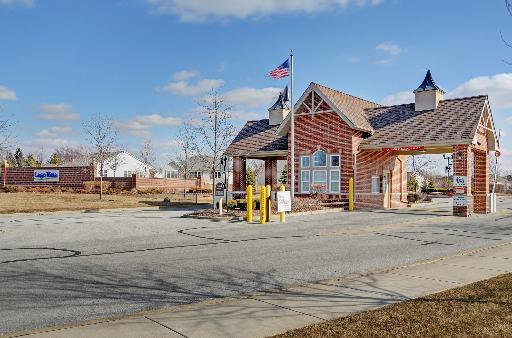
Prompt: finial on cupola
<box><xmin>413</xmin><ymin>70</ymin><xmax>445</xmax><ymax>111</ymax></box>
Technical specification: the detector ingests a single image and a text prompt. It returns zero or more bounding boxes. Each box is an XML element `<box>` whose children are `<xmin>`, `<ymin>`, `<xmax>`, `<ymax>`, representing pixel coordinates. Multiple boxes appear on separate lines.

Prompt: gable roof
<box><xmin>277</xmin><ymin>82</ymin><xmax>380</xmax><ymax>135</ymax></box>
<box><xmin>224</xmin><ymin>119</ymin><xmax>288</xmax><ymax>157</ymax></box>
<box><xmin>360</xmin><ymin>95</ymin><xmax>490</xmax><ymax>150</ymax></box>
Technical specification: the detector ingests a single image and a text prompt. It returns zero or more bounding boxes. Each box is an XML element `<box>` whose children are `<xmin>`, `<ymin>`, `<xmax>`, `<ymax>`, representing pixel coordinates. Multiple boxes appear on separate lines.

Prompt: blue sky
<box><xmin>1</xmin><ymin>0</ymin><xmax>512</xmax><ymax>169</ymax></box>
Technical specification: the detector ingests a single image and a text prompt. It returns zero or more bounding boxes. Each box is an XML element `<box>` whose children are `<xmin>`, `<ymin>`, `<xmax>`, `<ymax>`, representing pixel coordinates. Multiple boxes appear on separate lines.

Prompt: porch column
<box><xmin>232</xmin><ymin>156</ymin><xmax>246</xmax><ymax>192</ymax></box>
<box><xmin>473</xmin><ymin>149</ymin><xmax>489</xmax><ymax>214</ymax></box>
<box><xmin>452</xmin><ymin>145</ymin><xmax>474</xmax><ymax>217</ymax></box>
<box><xmin>264</xmin><ymin>159</ymin><xmax>278</xmax><ymax>187</ymax></box>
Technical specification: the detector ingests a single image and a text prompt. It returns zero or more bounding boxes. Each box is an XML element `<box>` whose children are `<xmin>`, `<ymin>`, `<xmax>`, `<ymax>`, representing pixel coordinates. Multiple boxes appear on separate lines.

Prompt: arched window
<box><xmin>313</xmin><ymin>150</ymin><xmax>327</xmax><ymax>167</ymax></box>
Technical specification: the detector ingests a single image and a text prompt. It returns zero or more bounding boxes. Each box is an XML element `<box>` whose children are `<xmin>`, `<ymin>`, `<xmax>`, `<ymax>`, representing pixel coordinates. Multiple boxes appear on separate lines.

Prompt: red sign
<box><xmin>496</xmin><ymin>150</ymin><xmax>501</xmax><ymax>158</ymax></box>
<box><xmin>383</xmin><ymin>146</ymin><xmax>426</xmax><ymax>153</ymax></box>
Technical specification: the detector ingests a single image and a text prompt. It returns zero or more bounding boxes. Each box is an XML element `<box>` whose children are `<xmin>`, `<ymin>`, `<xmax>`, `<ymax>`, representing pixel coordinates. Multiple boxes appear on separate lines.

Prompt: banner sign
<box><xmin>453</xmin><ymin>176</ymin><xmax>467</xmax><ymax>187</ymax></box>
<box><xmin>383</xmin><ymin>146</ymin><xmax>425</xmax><ymax>152</ymax></box>
<box><xmin>453</xmin><ymin>195</ymin><xmax>467</xmax><ymax>207</ymax></box>
<box><xmin>34</xmin><ymin>170</ymin><xmax>60</xmax><ymax>182</ymax></box>
<box><xmin>277</xmin><ymin>191</ymin><xmax>292</xmax><ymax>212</ymax></box>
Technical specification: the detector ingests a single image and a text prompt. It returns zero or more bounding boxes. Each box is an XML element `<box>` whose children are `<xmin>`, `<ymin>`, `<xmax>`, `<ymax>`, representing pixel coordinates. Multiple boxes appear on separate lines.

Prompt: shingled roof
<box><xmin>224</xmin><ymin>119</ymin><xmax>288</xmax><ymax>157</ymax></box>
<box><xmin>360</xmin><ymin>95</ymin><xmax>489</xmax><ymax>149</ymax></box>
<box><xmin>313</xmin><ymin>83</ymin><xmax>380</xmax><ymax>132</ymax></box>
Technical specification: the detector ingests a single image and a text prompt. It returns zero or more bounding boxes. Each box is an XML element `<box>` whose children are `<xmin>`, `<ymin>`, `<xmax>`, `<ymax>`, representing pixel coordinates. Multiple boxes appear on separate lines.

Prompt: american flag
<box><xmin>266</xmin><ymin>59</ymin><xmax>290</xmax><ymax>79</ymax></box>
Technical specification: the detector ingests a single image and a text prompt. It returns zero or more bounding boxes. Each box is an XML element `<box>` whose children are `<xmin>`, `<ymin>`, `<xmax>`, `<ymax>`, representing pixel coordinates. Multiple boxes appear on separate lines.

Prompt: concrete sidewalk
<box><xmin>7</xmin><ymin>241</ymin><xmax>512</xmax><ymax>338</ymax></box>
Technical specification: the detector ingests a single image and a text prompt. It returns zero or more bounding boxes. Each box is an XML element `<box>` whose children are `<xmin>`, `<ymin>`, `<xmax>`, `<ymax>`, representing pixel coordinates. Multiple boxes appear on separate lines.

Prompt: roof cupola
<box><xmin>413</xmin><ymin>70</ymin><xmax>445</xmax><ymax>112</ymax></box>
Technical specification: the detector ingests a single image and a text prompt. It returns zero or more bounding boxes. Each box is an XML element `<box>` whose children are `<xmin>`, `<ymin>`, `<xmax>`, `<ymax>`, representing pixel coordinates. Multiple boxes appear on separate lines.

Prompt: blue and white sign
<box><xmin>453</xmin><ymin>176</ymin><xmax>467</xmax><ymax>187</ymax></box>
<box><xmin>34</xmin><ymin>170</ymin><xmax>60</xmax><ymax>182</ymax></box>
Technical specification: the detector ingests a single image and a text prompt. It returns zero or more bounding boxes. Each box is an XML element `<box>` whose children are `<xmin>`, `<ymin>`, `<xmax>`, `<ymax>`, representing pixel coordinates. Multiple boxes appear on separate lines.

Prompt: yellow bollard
<box><xmin>266</xmin><ymin>185</ymin><xmax>271</xmax><ymax>222</ymax></box>
<box><xmin>259</xmin><ymin>185</ymin><xmax>266</xmax><ymax>224</ymax></box>
<box><xmin>246</xmin><ymin>185</ymin><xmax>253</xmax><ymax>223</ymax></box>
<box><xmin>279</xmin><ymin>185</ymin><xmax>285</xmax><ymax>223</ymax></box>
<box><xmin>349</xmin><ymin>177</ymin><xmax>354</xmax><ymax>211</ymax></box>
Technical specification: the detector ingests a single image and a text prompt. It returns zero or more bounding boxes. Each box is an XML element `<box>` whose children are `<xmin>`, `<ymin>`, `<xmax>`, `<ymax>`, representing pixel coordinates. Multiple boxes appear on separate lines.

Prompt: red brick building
<box><xmin>225</xmin><ymin>71</ymin><xmax>499</xmax><ymax>216</ymax></box>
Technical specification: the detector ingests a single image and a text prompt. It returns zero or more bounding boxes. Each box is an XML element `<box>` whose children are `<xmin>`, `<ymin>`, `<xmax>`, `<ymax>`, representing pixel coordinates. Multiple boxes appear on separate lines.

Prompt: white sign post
<box><xmin>277</xmin><ymin>191</ymin><xmax>291</xmax><ymax>213</ymax></box>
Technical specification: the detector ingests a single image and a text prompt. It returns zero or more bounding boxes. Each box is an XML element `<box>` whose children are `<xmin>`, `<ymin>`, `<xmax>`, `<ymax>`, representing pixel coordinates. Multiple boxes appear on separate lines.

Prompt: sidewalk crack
<box><xmin>144</xmin><ymin>316</ymin><xmax>188</xmax><ymax>337</ymax></box>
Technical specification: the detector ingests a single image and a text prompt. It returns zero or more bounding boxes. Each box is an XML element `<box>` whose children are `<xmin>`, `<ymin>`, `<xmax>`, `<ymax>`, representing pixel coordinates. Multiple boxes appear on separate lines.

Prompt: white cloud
<box><xmin>37</xmin><ymin>126</ymin><xmax>72</xmax><ymax>138</ymax></box>
<box><xmin>447</xmin><ymin>73</ymin><xmax>512</xmax><ymax>109</ymax></box>
<box><xmin>116</xmin><ymin>114</ymin><xmax>182</xmax><ymax>137</ymax></box>
<box><xmin>172</xmin><ymin>69</ymin><xmax>199</xmax><ymax>81</ymax></box>
<box><xmin>0</xmin><ymin>0</ymin><xmax>34</xmax><ymax>7</ymax></box>
<box><xmin>37</xmin><ymin>103</ymin><xmax>80</xmax><ymax>121</ymax></box>
<box><xmin>381</xmin><ymin>91</ymin><xmax>414</xmax><ymax>106</ymax></box>
<box><xmin>145</xmin><ymin>0</ymin><xmax>382</xmax><ymax>21</ymax></box>
<box><xmin>159</xmin><ymin>78</ymin><xmax>225</xmax><ymax>96</ymax></box>
<box><xmin>376</xmin><ymin>41</ymin><xmax>402</xmax><ymax>56</ymax></box>
<box><xmin>0</xmin><ymin>85</ymin><xmax>17</xmax><ymax>100</ymax></box>
<box><xmin>223</xmin><ymin>87</ymin><xmax>281</xmax><ymax>108</ymax></box>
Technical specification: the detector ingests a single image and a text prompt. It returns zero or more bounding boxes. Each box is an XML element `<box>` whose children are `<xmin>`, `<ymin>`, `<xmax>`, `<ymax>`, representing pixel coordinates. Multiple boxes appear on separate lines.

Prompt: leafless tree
<box><xmin>409</xmin><ymin>155</ymin><xmax>436</xmax><ymax>176</ymax></box>
<box><xmin>55</xmin><ymin>145</ymin><xmax>89</xmax><ymax>164</ymax></box>
<box><xmin>82</xmin><ymin>114</ymin><xmax>118</xmax><ymax>200</ymax></box>
<box><xmin>247</xmin><ymin>159</ymin><xmax>264</xmax><ymax>185</ymax></box>
<box><xmin>173</xmin><ymin>121</ymin><xmax>197</xmax><ymax>181</ymax></box>
<box><xmin>502</xmin><ymin>0</ymin><xmax>512</xmax><ymax>64</ymax></box>
<box><xmin>193</xmin><ymin>91</ymin><xmax>236</xmax><ymax>204</ymax></box>
<box><xmin>106</xmin><ymin>151</ymin><xmax>126</xmax><ymax>177</ymax></box>
<box><xmin>0</xmin><ymin>105</ymin><xmax>14</xmax><ymax>156</ymax></box>
<box><xmin>139</xmin><ymin>139</ymin><xmax>156</xmax><ymax>167</ymax></box>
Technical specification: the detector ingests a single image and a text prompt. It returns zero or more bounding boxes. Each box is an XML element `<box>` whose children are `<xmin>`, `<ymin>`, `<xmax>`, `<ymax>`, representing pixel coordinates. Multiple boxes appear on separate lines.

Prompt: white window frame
<box><xmin>371</xmin><ymin>176</ymin><xmax>380</xmax><ymax>194</ymax></box>
<box><xmin>312</xmin><ymin>170</ymin><xmax>327</xmax><ymax>184</ymax></box>
<box><xmin>300</xmin><ymin>170</ymin><xmax>310</xmax><ymax>193</ymax></box>
<box><xmin>330</xmin><ymin>154</ymin><xmax>340</xmax><ymax>167</ymax></box>
<box><xmin>313</xmin><ymin>150</ymin><xmax>327</xmax><ymax>167</ymax></box>
<box><xmin>330</xmin><ymin>169</ymin><xmax>340</xmax><ymax>193</ymax></box>
<box><xmin>301</xmin><ymin>155</ymin><xmax>310</xmax><ymax>168</ymax></box>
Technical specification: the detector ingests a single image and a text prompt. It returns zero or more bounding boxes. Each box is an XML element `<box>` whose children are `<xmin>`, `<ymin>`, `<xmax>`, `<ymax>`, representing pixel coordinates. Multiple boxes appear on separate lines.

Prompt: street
<box><xmin>1</xmin><ymin>197</ymin><xmax>512</xmax><ymax>334</ymax></box>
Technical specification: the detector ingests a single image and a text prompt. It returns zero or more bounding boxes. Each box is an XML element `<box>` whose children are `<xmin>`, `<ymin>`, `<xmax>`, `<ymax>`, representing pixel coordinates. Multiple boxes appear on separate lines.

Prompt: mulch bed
<box><xmin>272</xmin><ymin>273</ymin><xmax>512</xmax><ymax>338</ymax></box>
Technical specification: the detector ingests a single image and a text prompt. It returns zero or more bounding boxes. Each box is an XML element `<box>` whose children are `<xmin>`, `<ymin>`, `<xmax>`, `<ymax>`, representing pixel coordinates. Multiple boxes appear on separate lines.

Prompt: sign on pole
<box><xmin>276</xmin><ymin>191</ymin><xmax>292</xmax><ymax>212</ymax></box>
<box><xmin>454</xmin><ymin>186</ymin><xmax>465</xmax><ymax>194</ymax></box>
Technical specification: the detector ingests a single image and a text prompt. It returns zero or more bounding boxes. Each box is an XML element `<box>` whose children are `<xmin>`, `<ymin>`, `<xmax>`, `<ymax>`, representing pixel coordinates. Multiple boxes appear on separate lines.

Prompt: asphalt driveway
<box><xmin>1</xmin><ymin>197</ymin><xmax>512</xmax><ymax>334</ymax></box>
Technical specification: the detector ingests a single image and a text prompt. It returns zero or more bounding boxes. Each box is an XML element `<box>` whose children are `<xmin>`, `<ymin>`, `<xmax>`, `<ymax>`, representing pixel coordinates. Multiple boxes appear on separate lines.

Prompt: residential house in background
<box><xmin>163</xmin><ymin>155</ymin><xmax>233</xmax><ymax>187</ymax></box>
<box><xmin>64</xmin><ymin>151</ymin><xmax>155</xmax><ymax>178</ymax></box>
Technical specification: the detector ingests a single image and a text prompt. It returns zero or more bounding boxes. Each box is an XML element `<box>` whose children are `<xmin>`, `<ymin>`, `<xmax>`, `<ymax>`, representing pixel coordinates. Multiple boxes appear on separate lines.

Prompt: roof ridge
<box><xmin>440</xmin><ymin>94</ymin><xmax>488</xmax><ymax>102</ymax></box>
<box><xmin>312</xmin><ymin>82</ymin><xmax>381</xmax><ymax>107</ymax></box>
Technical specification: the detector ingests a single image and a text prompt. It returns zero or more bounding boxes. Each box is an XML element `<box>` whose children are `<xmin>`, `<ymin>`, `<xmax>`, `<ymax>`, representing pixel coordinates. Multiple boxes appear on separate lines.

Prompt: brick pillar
<box><xmin>232</xmin><ymin>157</ymin><xmax>246</xmax><ymax>192</ymax></box>
<box><xmin>473</xmin><ymin>149</ymin><xmax>489</xmax><ymax>214</ymax></box>
<box><xmin>452</xmin><ymin>145</ymin><xmax>474</xmax><ymax>217</ymax></box>
<box><xmin>264</xmin><ymin>159</ymin><xmax>278</xmax><ymax>187</ymax></box>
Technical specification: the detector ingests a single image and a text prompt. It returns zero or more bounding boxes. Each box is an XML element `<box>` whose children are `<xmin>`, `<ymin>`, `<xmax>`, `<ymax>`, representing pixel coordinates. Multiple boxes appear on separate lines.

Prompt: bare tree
<box><xmin>173</xmin><ymin>121</ymin><xmax>197</xmax><ymax>181</ymax></box>
<box><xmin>55</xmin><ymin>145</ymin><xmax>89</xmax><ymax>164</ymax></box>
<box><xmin>247</xmin><ymin>159</ymin><xmax>264</xmax><ymax>185</ymax></box>
<box><xmin>82</xmin><ymin>114</ymin><xmax>118</xmax><ymax>200</ymax></box>
<box><xmin>0</xmin><ymin>106</ymin><xmax>14</xmax><ymax>156</ymax></box>
<box><xmin>106</xmin><ymin>151</ymin><xmax>126</xmax><ymax>177</ymax></box>
<box><xmin>193</xmin><ymin>91</ymin><xmax>236</xmax><ymax>204</ymax></box>
<box><xmin>139</xmin><ymin>139</ymin><xmax>156</xmax><ymax>167</ymax></box>
<box><xmin>502</xmin><ymin>0</ymin><xmax>512</xmax><ymax>64</ymax></box>
<box><xmin>409</xmin><ymin>155</ymin><xmax>436</xmax><ymax>176</ymax></box>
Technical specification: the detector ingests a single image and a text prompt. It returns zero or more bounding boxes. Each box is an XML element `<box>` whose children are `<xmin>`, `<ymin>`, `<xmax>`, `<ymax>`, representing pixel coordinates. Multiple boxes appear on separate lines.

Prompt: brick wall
<box><xmin>104</xmin><ymin>176</ymin><xmax>203</xmax><ymax>192</ymax></box>
<box><xmin>288</xmin><ymin>111</ymin><xmax>355</xmax><ymax>204</ymax></box>
<box><xmin>0</xmin><ymin>165</ymin><xmax>95</xmax><ymax>189</ymax></box>
<box><xmin>354</xmin><ymin>150</ymin><xmax>408</xmax><ymax>209</ymax></box>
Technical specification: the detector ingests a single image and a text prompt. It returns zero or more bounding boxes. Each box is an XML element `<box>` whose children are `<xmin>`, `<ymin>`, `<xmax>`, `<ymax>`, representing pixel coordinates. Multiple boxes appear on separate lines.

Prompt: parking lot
<box><xmin>1</xmin><ymin>197</ymin><xmax>512</xmax><ymax>334</ymax></box>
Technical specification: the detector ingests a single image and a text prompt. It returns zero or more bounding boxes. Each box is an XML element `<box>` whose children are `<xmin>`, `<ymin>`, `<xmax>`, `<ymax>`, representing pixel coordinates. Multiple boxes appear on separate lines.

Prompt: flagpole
<box><xmin>290</xmin><ymin>49</ymin><xmax>295</xmax><ymax>200</ymax></box>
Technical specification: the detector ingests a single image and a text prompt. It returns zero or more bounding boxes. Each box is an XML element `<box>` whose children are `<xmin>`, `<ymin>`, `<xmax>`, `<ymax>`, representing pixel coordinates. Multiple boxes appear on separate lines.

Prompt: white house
<box><xmin>65</xmin><ymin>151</ymin><xmax>155</xmax><ymax>178</ymax></box>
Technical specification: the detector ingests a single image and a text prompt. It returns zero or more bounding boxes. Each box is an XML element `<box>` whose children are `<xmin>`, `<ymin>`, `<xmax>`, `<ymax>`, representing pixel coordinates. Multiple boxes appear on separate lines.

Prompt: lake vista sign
<box><xmin>33</xmin><ymin>170</ymin><xmax>60</xmax><ymax>182</ymax></box>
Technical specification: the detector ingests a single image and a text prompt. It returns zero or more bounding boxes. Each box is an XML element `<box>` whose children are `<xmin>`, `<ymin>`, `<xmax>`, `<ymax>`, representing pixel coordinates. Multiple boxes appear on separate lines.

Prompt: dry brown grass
<box><xmin>273</xmin><ymin>273</ymin><xmax>512</xmax><ymax>338</ymax></box>
<box><xmin>0</xmin><ymin>192</ymin><xmax>212</xmax><ymax>214</ymax></box>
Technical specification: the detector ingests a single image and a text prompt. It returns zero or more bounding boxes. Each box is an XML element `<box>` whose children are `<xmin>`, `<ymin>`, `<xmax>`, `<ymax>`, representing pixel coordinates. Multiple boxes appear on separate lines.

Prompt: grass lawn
<box><xmin>0</xmin><ymin>192</ymin><xmax>212</xmax><ymax>214</ymax></box>
<box><xmin>273</xmin><ymin>273</ymin><xmax>512</xmax><ymax>338</ymax></box>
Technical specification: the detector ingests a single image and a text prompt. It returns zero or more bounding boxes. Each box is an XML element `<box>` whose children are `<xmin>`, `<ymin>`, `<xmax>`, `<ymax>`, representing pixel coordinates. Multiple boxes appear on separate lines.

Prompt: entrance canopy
<box><xmin>359</xmin><ymin>95</ymin><xmax>498</xmax><ymax>153</ymax></box>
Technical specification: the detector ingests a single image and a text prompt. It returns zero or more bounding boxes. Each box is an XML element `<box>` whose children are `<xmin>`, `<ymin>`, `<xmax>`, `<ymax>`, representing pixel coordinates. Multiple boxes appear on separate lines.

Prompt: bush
<box><xmin>113</xmin><ymin>181</ymin><xmax>127</xmax><ymax>190</ymax></box>
<box><xmin>82</xmin><ymin>181</ymin><xmax>112</xmax><ymax>193</ymax></box>
<box><xmin>188</xmin><ymin>188</ymin><xmax>213</xmax><ymax>194</ymax></box>
<box><xmin>225</xmin><ymin>199</ymin><xmax>237</xmax><ymax>210</ymax></box>
<box><xmin>163</xmin><ymin>196</ymin><xmax>171</xmax><ymax>203</ymax></box>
